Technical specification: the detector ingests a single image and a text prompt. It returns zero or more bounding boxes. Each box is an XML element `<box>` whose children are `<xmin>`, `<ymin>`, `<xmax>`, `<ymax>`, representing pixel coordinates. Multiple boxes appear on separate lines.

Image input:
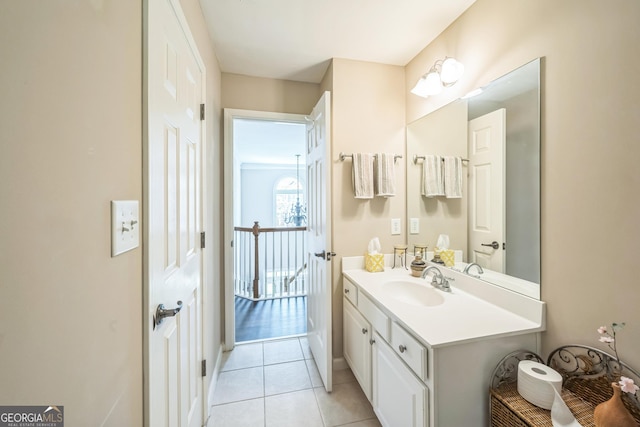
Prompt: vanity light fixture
<box><xmin>411</xmin><ymin>57</ymin><xmax>465</xmax><ymax>98</ymax></box>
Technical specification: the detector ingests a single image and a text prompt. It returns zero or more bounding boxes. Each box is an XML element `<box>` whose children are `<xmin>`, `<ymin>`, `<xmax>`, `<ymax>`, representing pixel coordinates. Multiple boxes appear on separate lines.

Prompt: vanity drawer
<box><xmin>343</xmin><ymin>278</ymin><xmax>358</xmax><ymax>306</ymax></box>
<box><xmin>358</xmin><ymin>293</ymin><xmax>390</xmax><ymax>342</ymax></box>
<box><xmin>391</xmin><ymin>322</ymin><xmax>428</xmax><ymax>381</ymax></box>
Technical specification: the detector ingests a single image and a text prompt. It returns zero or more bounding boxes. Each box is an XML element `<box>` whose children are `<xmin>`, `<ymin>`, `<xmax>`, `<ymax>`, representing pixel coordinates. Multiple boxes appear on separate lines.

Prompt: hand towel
<box><xmin>352</xmin><ymin>153</ymin><xmax>374</xmax><ymax>199</ymax></box>
<box><xmin>443</xmin><ymin>156</ymin><xmax>462</xmax><ymax>198</ymax></box>
<box><xmin>374</xmin><ymin>153</ymin><xmax>396</xmax><ymax>197</ymax></box>
<box><xmin>421</xmin><ymin>155</ymin><xmax>444</xmax><ymax>197</ymax></box>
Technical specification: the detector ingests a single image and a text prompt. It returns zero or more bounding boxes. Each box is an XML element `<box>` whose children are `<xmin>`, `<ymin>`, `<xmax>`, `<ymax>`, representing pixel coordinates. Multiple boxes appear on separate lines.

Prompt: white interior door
<box><xmin>306</xmin><ymin>91</ymin><xmax>333</xmax><ymax>392</ymax></box>
<box><xmin>146</xmin><ymin>0</ymin><xmax>205</xmax><ymax>426</ymax></box>
<box><xmin>468</xmin><ymin>108</ymin><xmax>506</xmax><ymax>272</ymax></box>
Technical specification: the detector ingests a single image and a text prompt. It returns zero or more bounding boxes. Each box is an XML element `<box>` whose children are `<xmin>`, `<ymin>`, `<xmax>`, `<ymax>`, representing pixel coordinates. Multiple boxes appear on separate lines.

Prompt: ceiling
<box><xmin>199</xmin><ymin>0</ymin><xmax>477</xmax><ymax>83</ymax></box>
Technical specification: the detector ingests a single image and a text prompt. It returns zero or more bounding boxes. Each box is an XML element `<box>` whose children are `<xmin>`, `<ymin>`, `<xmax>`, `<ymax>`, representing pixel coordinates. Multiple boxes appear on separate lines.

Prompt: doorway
<box><xmin>224</xmin><ymin>110</ymin><xmax>309</xmax><ymax>346</ymax></box>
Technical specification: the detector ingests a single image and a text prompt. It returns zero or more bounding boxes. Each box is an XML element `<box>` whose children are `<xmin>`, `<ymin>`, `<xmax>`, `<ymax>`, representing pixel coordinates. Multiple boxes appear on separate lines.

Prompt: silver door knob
<box><xmin>154</xmin><ymin>301</ymin><xmax>183</xmax><ymax>327</ymax></box>
<box><xmin>481</xmin><ymin>241</ymin><xmax>500</xmax><ymax>250</ymax></box>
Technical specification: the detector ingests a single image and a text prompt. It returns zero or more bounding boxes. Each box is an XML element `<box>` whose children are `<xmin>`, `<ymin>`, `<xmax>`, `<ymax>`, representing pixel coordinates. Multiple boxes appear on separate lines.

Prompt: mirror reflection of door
<box><xmin>468</xmin><ymin>108</ymin><xmax>506</xmax><ymax>272</ymax></box>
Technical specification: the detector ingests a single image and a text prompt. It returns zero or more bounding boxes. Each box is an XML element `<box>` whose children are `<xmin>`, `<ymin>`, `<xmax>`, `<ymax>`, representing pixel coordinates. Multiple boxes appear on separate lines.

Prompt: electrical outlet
<box><xmin>391</xmin><ymin>218</ymin><xmax>401</xmax><ymax>235</ymax></box>
<box><xmin>410</xmin><ymin>218</ymin><xmax>420</xmax><ymax>234</ymax></box>
<box><xmin>111</xmin><ymin>200</ymin><xmax>140</xmax><ymax>256</ymax></box>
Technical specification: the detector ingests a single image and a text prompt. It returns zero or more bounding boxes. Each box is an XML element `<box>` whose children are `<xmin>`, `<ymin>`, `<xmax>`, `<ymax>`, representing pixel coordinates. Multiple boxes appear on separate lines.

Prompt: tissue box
<box><xmin>440</xmin><ymin>249</ymin><xmax>455</xmax><ymax>267</ymax></box>
<box><xmin>365</xmin><ymin>253</ymin><xmax>384</xmax><ymax>272</ymax></box>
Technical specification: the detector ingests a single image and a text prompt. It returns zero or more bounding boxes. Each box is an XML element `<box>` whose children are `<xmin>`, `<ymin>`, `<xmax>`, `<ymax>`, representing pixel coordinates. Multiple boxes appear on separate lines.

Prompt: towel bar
<box><xmin>339</xmin><ymin>152</ymin><xmax>402</xmax><ymax>163</ymax></box>
<box><xmin>413</xmin><ymin>155</ymin><xmax>469</xmax><ymax>164</ymax></box>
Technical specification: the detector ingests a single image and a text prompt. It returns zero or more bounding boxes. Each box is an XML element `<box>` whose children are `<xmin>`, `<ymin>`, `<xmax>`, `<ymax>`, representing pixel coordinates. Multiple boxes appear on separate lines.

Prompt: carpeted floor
<box><xmin>235</xmin><ymin>295</ymin><xmax>307</xmax><ymax>342</ymax></box>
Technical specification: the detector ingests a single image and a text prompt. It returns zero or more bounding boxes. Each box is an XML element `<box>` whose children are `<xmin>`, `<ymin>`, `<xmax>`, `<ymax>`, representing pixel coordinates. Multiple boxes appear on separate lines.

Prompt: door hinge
<box><xmin>200</xmin><ymin>231</ymin><xmax>206</xmax><ymax>249</ymax></box>
<box><xmin>200</xmin><ymin>104</ymin><xmax>205</xmax><ymax>121</ymax></box>
<box><xmin>201</xmin><ymin>359</ymin><xmax>207</xmax><ymax>377</ymax></box>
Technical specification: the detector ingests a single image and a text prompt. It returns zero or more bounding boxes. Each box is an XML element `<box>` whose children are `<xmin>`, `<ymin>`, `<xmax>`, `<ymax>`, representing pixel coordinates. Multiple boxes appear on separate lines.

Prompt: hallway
<box><xmin>208</xmin><ymin>337</ymin><xmax>381</xmax><ymax>427</ymax></box>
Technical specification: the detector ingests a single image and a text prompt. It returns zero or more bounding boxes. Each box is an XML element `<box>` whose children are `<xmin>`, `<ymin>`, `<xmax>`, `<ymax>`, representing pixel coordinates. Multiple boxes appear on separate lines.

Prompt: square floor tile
<box><xmin>264</xmin><ymin>360</ymin><xmax>312</xmax><ymax>396</ymax></box>
<box><xmin>220</xmin><ymin>342</ymin><xmax>263</xmax><ymax>372</ymax></box>
<box><xmin>299</xmin><ymin>336</ymin><xmax>312</xmax><ymax>359</ymax></box>
<box><xmin>263</xmin><ymin>338</ymin><xmax>304</xmax><ymax>365</ymax></box>
<box><xmin>314</xmin><ymin>381</ymin><xmax>376</xmax><ymax>427</ymax></box>
<box><xmin>334</xmin><ymin>367</ymin><xmax>357</xmax><ymax>385</ymax></box>
<box><xmin>305</xmin><ymin>359</ymin><xmax>323</xmax><ymax>388</ymax></box>
<box><xmin>265</xmin><ymin>389</ymin><xmax>324</xmax><ymax>427</ymax></box>
<box><xmin>208</xmin><ymin>398</ymin><xmax>265</xmax><ymax>427</ymax></box>
<box><xmin>212</xmin><ymin>366</ymin><xmax>264</xmax><ymax>405</ymax></box>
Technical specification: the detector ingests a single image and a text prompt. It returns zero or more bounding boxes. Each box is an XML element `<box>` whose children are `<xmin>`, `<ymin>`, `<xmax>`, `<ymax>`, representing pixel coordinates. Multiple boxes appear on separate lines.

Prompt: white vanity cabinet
<box><xmin>343</xmin><ymin>294</ymin><xmax>373</xmax><ymax>399</ymax></box>
<box><xmin>343</xmin><ymin>278</ymin><xmax>429</xmax><ymax>426</ymax></box>
<box><xmin>373</xmin><ymin>332</ymin><xmax>428</xmax><ymax>427</ymax></box>
<box><xmin>342</xmin><ymin>272</ymin><xmax>543</xmax><ymax>427</ymax></box>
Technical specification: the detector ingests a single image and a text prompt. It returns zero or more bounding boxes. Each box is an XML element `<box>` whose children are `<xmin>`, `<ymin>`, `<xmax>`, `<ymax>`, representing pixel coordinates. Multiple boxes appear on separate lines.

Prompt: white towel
<box><xmin>352</xmin><ymin>153</ymin><xmax>374</xmax><ymax>199</ymax></box>
<box><xmin>422</xmin><ymin>155</ymin><xmax>444</xmax><ymax>197</ymax></box>
<box><xmin>443</xmin><ymin>156</ymin><xmax>462</xmax><ymax>198</ymax></box>
<box><xmin>374</xmin><ymin>153</ymin><xmax>396</xmax><ymax>197</ymax></box>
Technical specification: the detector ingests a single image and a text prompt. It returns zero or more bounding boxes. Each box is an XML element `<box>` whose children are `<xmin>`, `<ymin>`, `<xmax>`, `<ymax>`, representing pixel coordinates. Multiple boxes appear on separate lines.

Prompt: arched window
<box><xmin>274</xmin><ymin>176</ymin><xmax>305</xmax><ymax>226</ymax></box>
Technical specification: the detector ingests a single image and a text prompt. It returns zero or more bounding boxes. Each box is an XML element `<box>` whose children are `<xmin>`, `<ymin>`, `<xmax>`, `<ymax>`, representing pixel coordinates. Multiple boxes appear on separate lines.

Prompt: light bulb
<box><xmin>440</xmin><ymin>57</ymin><xmax>464</xmax><ymax>85</ymax></box>
<box><xmin>423</xmin><ymin>71</ymin><xmax>443</xmax><ymax>95</ymax></box>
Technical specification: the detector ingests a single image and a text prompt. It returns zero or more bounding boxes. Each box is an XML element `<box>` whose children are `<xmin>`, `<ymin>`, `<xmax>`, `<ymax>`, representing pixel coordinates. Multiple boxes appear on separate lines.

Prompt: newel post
<box><xmin>252</xmin><ymin>221</ymin><xmax>261</xmax><ymax>299</ymax></box>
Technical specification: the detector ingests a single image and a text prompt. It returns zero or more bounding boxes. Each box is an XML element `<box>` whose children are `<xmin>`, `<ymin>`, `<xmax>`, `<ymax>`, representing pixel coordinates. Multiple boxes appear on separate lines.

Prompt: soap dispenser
<box><xmin>410</xmin><ymin>254</ymin><xmax>427</xmax><ymax>277</ymax></box>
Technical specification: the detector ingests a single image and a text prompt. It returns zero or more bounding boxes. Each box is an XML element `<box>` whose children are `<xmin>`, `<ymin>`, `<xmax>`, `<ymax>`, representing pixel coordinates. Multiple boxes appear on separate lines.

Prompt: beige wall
<box><xmin>406</xmin><ymin>0</ymin><xmax>640</xmax><ymax>367</ymax></box>
<box><xmin>0</xmin><ymin>0</ymin><xmax>223</xmax><ymax>425</ymax></box>
<box><xmin>329</xmin><ymin>58</ymin><xmax>406</xmax><ymax>358</ymax></box>
<box><xmin>221</xmin><ymin>73</ymin><xmax>321</xmax><ymax>113</ymax></box>
<box><xmin>0</xmin><ymin>1</ymin><xmax>143</xmax><ymax>425</ymax></box>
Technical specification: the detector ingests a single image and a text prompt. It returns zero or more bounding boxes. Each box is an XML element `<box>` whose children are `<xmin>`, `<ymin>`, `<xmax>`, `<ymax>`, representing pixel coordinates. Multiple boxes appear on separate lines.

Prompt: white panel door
<box><xmin>146</xmin><ymin>0</ymin><xmax>205</xmax><ymax>426</ymax></box>
<box><xmin>306</xmin><ymin>91</ymin><xmax>333</xmax><ymax>392</ymax></box>
<box><xmin>468</xmin><ymin>109</ymin><xmax>506</xmax><ymax>272</ymax></box>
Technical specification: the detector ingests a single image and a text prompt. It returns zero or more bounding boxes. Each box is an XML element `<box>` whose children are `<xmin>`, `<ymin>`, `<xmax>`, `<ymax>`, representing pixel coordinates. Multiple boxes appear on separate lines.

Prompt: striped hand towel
<box><xmin>352</xmin><ymin>153</ymin><xmax>374</xmax><ymax>199</ymax></box>
<box><xmin>422</xmin><ymin>155</ymin><xmax>444</xmax><ymax>197</ymax></box>
<box><xmin>443</xmin><ymin>156</ymin><xmax>462</xmax><ymax>198</ymax></box>
<box><xmin>374</xmin><ymin>153</ymin><xmax>396</xmax><ymax>197</ymax></box>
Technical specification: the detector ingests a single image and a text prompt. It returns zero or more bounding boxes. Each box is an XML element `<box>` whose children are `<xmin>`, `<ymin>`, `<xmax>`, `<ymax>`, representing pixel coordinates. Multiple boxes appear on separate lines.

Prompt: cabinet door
<box><xmin>373</xmin><ymin>335</ymin><xmax>428</xmax><ymax>427</ymax></box>
<box><xmin>343</xmin><ymin>298</ymin><xmax>372</xmax><ymax>400</ymax></box>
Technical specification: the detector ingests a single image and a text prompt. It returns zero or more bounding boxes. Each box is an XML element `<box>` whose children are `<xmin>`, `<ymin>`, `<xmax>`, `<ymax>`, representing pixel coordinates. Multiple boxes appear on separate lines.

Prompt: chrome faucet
<box><xmin>463</xmin><ymin>262</ymin><xmax>484</xmax><ymax>278</ymax></box>
<box><xmin>421</xmin><ymin>266</ymin><xmax>452</xmax><ymax>291</ymax></box>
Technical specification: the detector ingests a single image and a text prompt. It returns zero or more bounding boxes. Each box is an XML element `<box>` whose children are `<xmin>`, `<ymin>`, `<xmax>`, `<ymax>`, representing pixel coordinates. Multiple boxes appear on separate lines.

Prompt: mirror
<box><xmin>406</xmin><ymin>58</ymin><xmax>540</xmax><ymax>299</ymax></box>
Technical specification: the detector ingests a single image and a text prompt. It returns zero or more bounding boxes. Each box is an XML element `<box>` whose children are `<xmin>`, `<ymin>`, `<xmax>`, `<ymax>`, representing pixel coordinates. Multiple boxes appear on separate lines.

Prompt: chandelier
<box><xmin>284</xmin><ymin>154</ymin><xmax>307</xmax><ymax>226</ymax></box>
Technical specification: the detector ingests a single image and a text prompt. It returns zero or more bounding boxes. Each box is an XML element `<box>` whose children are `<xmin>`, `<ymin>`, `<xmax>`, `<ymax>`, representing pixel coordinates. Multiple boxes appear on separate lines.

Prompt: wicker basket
<box><xmin>490</xmin><ymin>346</ymin><xmax>640</xmax><ymax>427</ymax></box>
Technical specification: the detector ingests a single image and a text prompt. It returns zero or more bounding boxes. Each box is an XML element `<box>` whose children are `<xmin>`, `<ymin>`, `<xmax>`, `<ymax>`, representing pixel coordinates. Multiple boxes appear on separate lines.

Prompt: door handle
<box><xmin>154</xmin><ymin>300</ymin><xmax>183</xmax><ymax>328</ymax></box>
<box><xmin>481</xmin><ymin>241</ymin><xmax>500</xmax><ymax>250</ymax></box>
<box><xmin>314</xmin><ymin>250</ymin><xmax>337</xmax><ymax>261</ymax></box>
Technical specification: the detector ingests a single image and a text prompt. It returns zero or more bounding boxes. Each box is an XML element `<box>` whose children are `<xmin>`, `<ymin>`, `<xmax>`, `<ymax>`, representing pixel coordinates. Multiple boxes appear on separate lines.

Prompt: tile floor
<box><xmin>207</xmin><ymin>337</ymin><xmax>382</xmax><ymax>427</ymax></box>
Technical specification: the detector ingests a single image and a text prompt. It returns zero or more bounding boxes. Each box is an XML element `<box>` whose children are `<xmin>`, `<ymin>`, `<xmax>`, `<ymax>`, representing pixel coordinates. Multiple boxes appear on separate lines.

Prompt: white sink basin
<box><xmin>382</xmin><ymin>280</ymin><xmax>445</xmax><ymax>307</ymax></box>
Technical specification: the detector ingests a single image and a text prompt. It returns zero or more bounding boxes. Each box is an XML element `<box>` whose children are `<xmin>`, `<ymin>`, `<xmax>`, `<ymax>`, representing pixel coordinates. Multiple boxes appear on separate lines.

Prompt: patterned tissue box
<box><xmin>365</xmin><ymin>253</ymin><xmax>384</xmax><ymax>272</ymax></box>
<box><xmin>439</xmin><ymin>250</ymin><xmax>455</xmax><ymax>267</ymax></box>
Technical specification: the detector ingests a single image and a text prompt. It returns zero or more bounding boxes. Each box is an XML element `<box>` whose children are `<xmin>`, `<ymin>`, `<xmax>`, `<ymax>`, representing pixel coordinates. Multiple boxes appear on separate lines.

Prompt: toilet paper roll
<box><xmin>517</xmin><ymin>360</ymin><xmax>563</xmax><ymax>410</ymax></box>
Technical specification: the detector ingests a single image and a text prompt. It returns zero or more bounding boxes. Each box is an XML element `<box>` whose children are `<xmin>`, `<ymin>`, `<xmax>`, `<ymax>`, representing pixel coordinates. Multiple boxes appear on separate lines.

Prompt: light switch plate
<box><xmin>391</xmin><ymin>218</ymin><xmax>401</xmax><ymax>235</ymax></box>
<box><xmin>410</xmin><ymin>218</ymin><xmax>420</xmax><ymax>234</ymax></box>
<box><xmin>111</xmin><ymin>200</ymin><xmax>140</xmax><ymax>257</ymax></box>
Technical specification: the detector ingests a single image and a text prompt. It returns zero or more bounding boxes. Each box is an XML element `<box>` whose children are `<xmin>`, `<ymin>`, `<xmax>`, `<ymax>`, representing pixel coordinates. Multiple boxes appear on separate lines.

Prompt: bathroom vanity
<box><xmin>342</xmin><ymin>256</ymin><xmax>546</xmax><ymax>427</ymax></box>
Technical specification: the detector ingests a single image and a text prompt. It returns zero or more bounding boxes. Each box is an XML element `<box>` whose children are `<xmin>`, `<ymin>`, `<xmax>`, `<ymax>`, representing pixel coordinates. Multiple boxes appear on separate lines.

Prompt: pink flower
<box><xmin>619</xmin><ymin>376</ymin><xmax>639</xmax><ymax>394</ymax></box>
<box><xmin>597</xmin><ymin>326</ymin><xmax>607</xmax><ymax>334</ymax></box>
<box><xmin>599</xmin><ymin>336</ymin><xmax>615</xmax><ymax>343</ymax></box>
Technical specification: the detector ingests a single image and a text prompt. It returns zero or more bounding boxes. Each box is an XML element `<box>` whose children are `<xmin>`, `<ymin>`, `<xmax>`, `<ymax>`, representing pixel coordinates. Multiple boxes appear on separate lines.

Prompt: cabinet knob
<box><xmin>344</xmin><ymin>289</ymin><xmax>350</xmax><ymax>294</ymax></box>
<box><xmin>398</xmin><ymin>344</ymin><xmax>407</xmax><ymax>353</ymax></box>
<box><xmin>361</xmin><ymin>327</ymin><xmax>368</xmax><ymax>334</ymax></box>
<box><xmin>369</xmin><ymin>338</ymin><xmax>376</xmax><ymax>345</ymax></box>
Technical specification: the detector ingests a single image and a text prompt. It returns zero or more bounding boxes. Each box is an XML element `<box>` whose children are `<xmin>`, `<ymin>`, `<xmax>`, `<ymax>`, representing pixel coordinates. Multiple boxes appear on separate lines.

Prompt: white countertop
<box><xmin>342</xmin><ymin>257</ymin><xmax>545</xmax><ymax>349</ymax></box>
